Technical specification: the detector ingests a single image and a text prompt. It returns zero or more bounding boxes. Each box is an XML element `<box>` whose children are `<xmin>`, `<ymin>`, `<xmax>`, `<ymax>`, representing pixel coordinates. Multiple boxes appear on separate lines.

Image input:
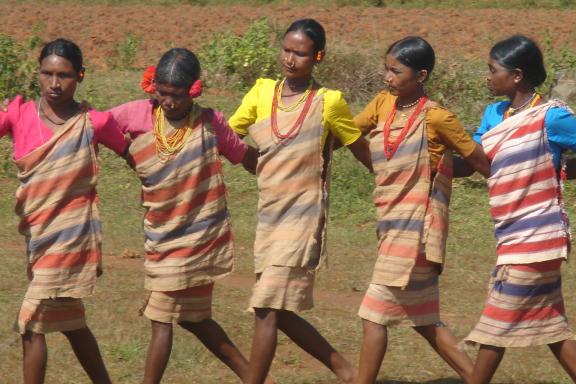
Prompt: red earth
<box><xmin>0</xmin><ymin>3</ymin><xmax>575</xmax><ymax>68</ymax></box>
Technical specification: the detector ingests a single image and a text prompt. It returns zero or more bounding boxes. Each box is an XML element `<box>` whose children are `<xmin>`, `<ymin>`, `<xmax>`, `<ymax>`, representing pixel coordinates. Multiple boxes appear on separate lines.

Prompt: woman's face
<box><xmin>279</xmin><ymin>31</ymin><xmax>316</xmax><ymax>81</ymax></box>
<box><xmin>155</xmin><ymin>83</ymin><xmax>193</xmax><ymax>120</ymax></box>
<box><xmin>486</xmin><ymin>58</ymin><xmax>518</xmax><ymax>97</ymax></box>
<box><xmin>384</xmin><ymin>54</ymin><xmax>426</xmax><ymax>98</ymax></box>
<box><xmin>38</xmin><ymin>54</ymin><xmax>82</xmax><ymax>105</ymax></box>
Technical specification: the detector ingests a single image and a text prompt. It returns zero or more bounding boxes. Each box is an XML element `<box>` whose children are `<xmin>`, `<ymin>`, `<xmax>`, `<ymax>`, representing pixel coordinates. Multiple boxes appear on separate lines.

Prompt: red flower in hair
<box><xmin>189</xmin><ymin>79</ymin><xmax>203</xmax><ymax>98</ymax></box>
<box><xmin>140</xmin><ymin>65</ymin><xmax>203</xmax><ymax>98</ymax></box>
<box><xmin>141</xmin><ymin>66</ymin><xmax>156</xmax><ymax>94</ymax></box>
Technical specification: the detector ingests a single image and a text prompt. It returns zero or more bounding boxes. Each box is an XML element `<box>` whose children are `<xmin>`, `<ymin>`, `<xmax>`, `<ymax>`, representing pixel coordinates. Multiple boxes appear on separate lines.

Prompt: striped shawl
<box><xmin>248</xmin><ymin>91</ymin><xmax>332</xmax><ymax>272</ymax></box>
<box><xmin>15</xmin><ymin>108</ymin><xmax>101</xmax><ymax>299</ymax></box>
<box><xmin>129</xmin><ymin>106</ymin><xmax>233</xmax><ymax>291</ymax></box>
<box><xmin>369</xmin><ymin>101</ymin><xmax>453</xmax><ymax>288</ymax></box>
<box><xmin>481</xmin><ymin>100</ymin><xmax>571</xmax><ymax>265</ymax></box>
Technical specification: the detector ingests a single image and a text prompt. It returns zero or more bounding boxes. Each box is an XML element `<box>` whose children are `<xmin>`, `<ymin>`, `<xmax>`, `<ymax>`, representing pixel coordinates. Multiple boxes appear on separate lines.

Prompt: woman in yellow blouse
<box><xmin>353</xmin><ymin>36</ymin><xmax>489</xmax><ymax>384</ymax></box>
<box><xmin>229</xmin><ymin>18</ymin><xmax>371</xmax><ymax>384</ymax></box>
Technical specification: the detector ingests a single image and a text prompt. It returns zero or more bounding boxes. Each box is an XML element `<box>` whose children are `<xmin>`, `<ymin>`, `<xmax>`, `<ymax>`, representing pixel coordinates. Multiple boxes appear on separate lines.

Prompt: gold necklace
<box><xmin>153</xmin><ymin>106</ymin><xmax>195</xmax><ymax>162</ymax></box>
<box><xmin>276</xmin><ymin>78</ymin><xmax>314</xmax><ymax>112</ymax></box>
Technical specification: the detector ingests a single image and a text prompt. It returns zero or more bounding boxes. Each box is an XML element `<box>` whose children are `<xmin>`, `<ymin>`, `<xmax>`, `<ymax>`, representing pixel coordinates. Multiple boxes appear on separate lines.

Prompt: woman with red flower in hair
<box><xmin>110</xmin><ymin>48</ymin><xmax>262</xmax><ymax>384</ymax></box>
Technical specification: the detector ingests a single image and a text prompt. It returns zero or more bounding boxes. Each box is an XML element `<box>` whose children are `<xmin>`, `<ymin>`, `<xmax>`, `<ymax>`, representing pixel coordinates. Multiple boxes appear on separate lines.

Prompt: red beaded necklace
<box><xmin>271</xmin><ymin>81</ymin><xmax>317</xmax><ymax>144</ymax></box>
<box><xmin>383</xmin><ymin>96</ymin><xmax>429</xmax><ymax>160</ymax></box>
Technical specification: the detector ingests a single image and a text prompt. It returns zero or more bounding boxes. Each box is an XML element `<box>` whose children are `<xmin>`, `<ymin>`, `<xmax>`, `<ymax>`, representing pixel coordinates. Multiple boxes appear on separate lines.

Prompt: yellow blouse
<box><xmin>354</xmin><ymin>91</ymin><xmax>477</xmax><ymax>169</ymax></box>
<box><xmin>228</xmin><ymin>78</ymin><xmax>362</xmax><ymax>148</ymax></box>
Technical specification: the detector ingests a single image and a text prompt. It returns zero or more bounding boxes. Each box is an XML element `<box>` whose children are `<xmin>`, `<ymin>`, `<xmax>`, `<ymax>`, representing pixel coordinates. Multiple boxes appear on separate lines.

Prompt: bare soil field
<box><xmin>0</xmin><ymin>4</ymin><xmax>575</xmax><ymax>67</ymax></box>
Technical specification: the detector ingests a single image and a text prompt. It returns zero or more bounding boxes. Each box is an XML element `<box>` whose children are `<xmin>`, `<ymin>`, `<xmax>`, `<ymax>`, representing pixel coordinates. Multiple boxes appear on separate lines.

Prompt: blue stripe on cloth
<box><xmin>431</xmin><ymin>187</ymin><xmax>449</xmax><ymax>205</ymax></box>
<box><xmin>406</xmin><ymin>274</ymin><xmax>438</xmax><ymax>290</ymax></box>
<box><xmin>377</xmin><ymin>219</ymin><xmax>423</xmax><ymax>234</ymax></box>
<box><xmin>490</xmin><ymin>142</ymin><xmax>545</xmax><ymax>174</ymax></box>
<box><xmin>27</xmin><ymin>220</ymin><xmax>101</xmax><ymax>254</ymax></box>
<box><xmin>495</xmin><ymin>212</ymin><xmax>563</xmax><ymax>238</ymax></box>
<box><xmin>50</xmin><ymin>129</ymin><xmax>94</xmax><ymax>164</ymax></box>
<box><xmin>494</xmin><ymin>278</ymin><xmax>561</xmax><ymax>297</ymax></box>
<box><xmin>145</xmin><ymin>208</ymin><xmax>228</xmax><ymax>243</ymax></box>
<box><xmin>258</xmin><ymin>203</ymin><xmax>320</xmax><ymax>224</ymax></box>
<box><xmin>143</xmin><ymin>134</ymin><xmax>217</xmax><ymax>187</ymax></box>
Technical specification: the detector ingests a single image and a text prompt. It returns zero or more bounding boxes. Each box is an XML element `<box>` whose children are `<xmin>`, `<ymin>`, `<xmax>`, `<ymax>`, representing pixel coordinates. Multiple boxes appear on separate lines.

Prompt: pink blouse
<box><xmin>109</xmin><ymin>99</ymin><xmax>247</xmax><ymax>165</ymax></box>
<box><xmin>0</xmin><ymin>95</ymin><xmax>129</xmax><ymax>160</ymax></box>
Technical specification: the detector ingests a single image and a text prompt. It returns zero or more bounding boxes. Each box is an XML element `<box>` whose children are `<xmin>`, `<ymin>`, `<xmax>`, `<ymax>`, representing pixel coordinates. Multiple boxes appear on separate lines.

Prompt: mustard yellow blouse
<box><xmin>354</xmin><ymin>91</ymin><xmax>477</xmax><ymax>169</ymax></box>
<box><xmin>228</xmin><ymin>78</ymin><xmax>362</xmax><ymax>148</ymax></box>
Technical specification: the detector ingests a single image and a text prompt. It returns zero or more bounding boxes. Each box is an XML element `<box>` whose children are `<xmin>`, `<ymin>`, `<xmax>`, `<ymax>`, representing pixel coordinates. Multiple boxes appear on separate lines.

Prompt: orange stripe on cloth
<box><xmin>18</xmin><ymin>163</ymin><xmax>95</xmax><ymax>201</ymax></box>
<box><xmin>18</xmin><ymin>299</ymin><xmax>85</xmax><ymax>324</ymax></box>
<box><xmin>378</xmin><ymin>242</ymin><xmax>422</xmax><ymax>259</ymax></box>
<box><xmin>145</xmin><ymin>184</ymin><xmax>227</xmax><ymax>224</ymax></box>
<box><xmin>490</xmin><ymin>187</ymin><xmax>559</xmax><ymax>218</ymax></box>
<box><xmin>31</xmin><ymin>249</ymin><xmax>100</xmax><ymax>270</ymax></box>
<box><xmin>130</xmin><ymin>140</ymin><xmax>156</xmax><ymax>166</ymax></box>
<box><xmin>361</xmin><ymin>294</ymin><xmax>439</xmax><ymax>318</ymax></box>
<box><xmin>18</xmin><ymin>195</ymin><xmax>94</xmax><ymax>232</ymax></box>
<box><xmin>142</xmin><ymin>161</ymin><xmax>222</xmax><ymax>203</ymax></box>
<box><xmin>146</xmin><ymin>230</ymin><xmax>232</xmax><ymax>262</ymax></box>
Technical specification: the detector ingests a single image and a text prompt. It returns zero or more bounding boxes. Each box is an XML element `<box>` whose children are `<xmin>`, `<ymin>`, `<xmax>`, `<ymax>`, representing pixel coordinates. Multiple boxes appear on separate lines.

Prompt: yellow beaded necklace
<box><xmin>153</xmin><ymin>105</ymin><xmax>196</xmax><ymax>162</ymax></box>
<box><xmin>275</xmin><ymin>78</ymin><xmax>314</xmax><ymax>112</ymax></box>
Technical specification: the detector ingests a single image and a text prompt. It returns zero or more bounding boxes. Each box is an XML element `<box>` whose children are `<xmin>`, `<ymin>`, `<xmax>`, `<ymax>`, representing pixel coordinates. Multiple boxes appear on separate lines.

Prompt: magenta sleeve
<box><xmin>211</xmin><ymin>109</ymin><xmax>247</xmax><ymax>164</ymax></box>
<box><xmin>90</xmin><ymin>110</ymin><xmax>129</xmax><ymax>155</ymax></box>
<box><xmin>0</xmin><ymin>95</ymin><xmax>24</xmax><ymax>139</ymax></box>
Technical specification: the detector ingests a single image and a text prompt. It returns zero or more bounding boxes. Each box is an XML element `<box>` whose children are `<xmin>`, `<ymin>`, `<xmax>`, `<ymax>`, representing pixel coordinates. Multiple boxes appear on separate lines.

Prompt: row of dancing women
<box><xmin>1</xmin><ymin>17</ymin><xmax>575</xmax><ymax>384</ymax></box>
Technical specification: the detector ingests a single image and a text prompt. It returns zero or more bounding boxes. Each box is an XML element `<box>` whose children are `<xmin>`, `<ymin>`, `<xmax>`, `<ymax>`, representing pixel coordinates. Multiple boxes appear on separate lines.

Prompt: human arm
<box><xmin>228</xmin><ymin>80</ymin><xmax>264</xmax><ymax>138</ymax></box>
<box><xmin>210</xmin><ymin>108</ymin><xmax>260</xmax><ymax>174</ymax></box>
<box><xmin>324</xmin><ymin>90</ymin><xmax>373</xmax><ymax>172</ymax></box>
<box><xmin>346</xmin><ymin>136</ymin><xmax>373</xmax><ymax>173</ymax></box>
<box><xmin>91</xmin><ymin>110</ymin><xmax>131</xmax><ymax>157</ymax></box>
<box><xmin>430</xmin><ymin>108</ymin><xmax>490</xmax><ymax>178</ymax></box>
<box><xmin>545</xmin><ymin>107</ymin><xmax>576</xmax><ymax>178</ymax></box>
<box><xmin>0</xmin><ymin>96</ymin><xmax>23</xmax><ymax>140</ymax></box>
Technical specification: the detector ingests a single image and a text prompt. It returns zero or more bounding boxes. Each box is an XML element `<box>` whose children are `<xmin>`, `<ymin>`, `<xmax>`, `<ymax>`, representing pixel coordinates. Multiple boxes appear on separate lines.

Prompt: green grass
<box><xmin>2</xmin><ymin>63</ymin><xmax>576</xmax><ymax>383</ymax></box>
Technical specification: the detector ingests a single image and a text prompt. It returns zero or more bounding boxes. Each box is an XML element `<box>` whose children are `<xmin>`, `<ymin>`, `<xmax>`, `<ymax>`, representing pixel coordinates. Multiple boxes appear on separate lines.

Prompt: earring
<box><xmin>316</xmin><ymin>51</ymin><xmax>324</xmax><ymax>62</ymax></box>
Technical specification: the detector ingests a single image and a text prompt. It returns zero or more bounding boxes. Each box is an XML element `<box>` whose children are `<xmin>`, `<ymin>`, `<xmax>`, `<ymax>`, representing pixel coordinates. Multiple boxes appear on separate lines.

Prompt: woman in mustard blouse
<box><xmin>352</xmin><ymin>36</ymin><xmax>490</xmax><ymax>383</ymax></box>
<box><xmin>229</xmin><ymin>18</ymin><xmax>371</xmax><ymax>384</ymax></box>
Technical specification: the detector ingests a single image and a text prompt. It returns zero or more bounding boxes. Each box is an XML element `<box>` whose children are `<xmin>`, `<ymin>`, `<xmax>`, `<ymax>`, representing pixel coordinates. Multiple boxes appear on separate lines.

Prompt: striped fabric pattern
<box><xmin>142</xmin><ymin>284</ymin><xmax>213</xmax><ymax>323</ymax></box>
<box><xmin>15</xmin><ymin>297</ymin><xmax>87</xmax><ymax>334</ymax></box>
<box><xmin>248</xmin><ymin>92</ymin><xmax>331</xmax><ymax>273</ymax></box>
<box><xmin>465</xmin><ymin>259</ymin><xmax>574</xmax><ymax>347</ymax></box>
<box><xmin>481</xmin><ymin>100</ymin><xmax>571</xmax><ymax>266</ymax></box>
<box><xmin>129</xmin><ymin>107</ymin><xmax>233</xmax><ymax>292</ymax></box>
<box><xmin>14</xmin><ymin>110</ymin><xmax>101</xmax><ymax>300</ymax></box>
<box><xmin>359</xmin><ymin>254</ymin><xmax>439</xmax><ymax>326</ymax></box>
<box><xmin>369</xmin><ymin>101</ymin><xmax>452</xmax><ymax>288</ymax></box>
<box><xmin>250</xmin><ymin>266</ymin><xmax>315</xmax><ymax>312</ymax></box>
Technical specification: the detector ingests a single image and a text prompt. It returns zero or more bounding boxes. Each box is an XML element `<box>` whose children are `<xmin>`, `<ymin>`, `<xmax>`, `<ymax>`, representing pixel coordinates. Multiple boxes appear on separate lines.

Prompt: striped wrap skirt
<box><xmin>358</xmin><ymin>255</ymin><xmax>440</xmax><ymax>327</ymax></box>
<box><xmin>465</xmin><ymin>259</ymin><xmax>575</xmax><ymax>347</ymax></box>
<box><xmin>14</xmin><ymin>297</ymin><xmax>87</xmax><ymax>334</ymax></box>
<box><xmin>250</xmin><ymin>266</ymin><xmax>315</xmax><ymax>312</ymax></box>
<box><xmin>142</xmin><ymin>284</ymin><xmax>214</xmax><ymax>324</ymax></box>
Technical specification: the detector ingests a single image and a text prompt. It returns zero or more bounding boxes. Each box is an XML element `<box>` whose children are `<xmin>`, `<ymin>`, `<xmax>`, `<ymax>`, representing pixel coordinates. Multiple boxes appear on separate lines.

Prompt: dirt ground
<box><xmin>0</xmin><ymin>3</ymin><xmax>575</xmax><ymax>67</ymax></box>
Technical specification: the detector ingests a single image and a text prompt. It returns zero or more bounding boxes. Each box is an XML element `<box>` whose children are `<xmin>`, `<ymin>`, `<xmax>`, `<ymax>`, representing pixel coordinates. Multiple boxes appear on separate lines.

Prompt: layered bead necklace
<box><xmin>503</xmin><ymin>93</ymin><xmax>541</xmax><ymax>119</ymax></box>
<box><xmin>153</xmin><ymin>105</ymin><xmax>195</xmax><ymax>162</ymax></box>
<box><xmin>383</xmin><ymin>95</ymin><xmax>429</xmax><ymax>160</ymax></box>
<box><xmin>271</xmin><ymin>78</ymin><xmax>317</xmax><ymax>144</ymax></box>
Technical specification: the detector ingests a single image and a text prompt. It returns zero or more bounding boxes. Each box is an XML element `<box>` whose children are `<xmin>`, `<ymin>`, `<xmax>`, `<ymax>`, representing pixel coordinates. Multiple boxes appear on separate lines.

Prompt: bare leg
<box><xmin>179</xmin><ymin>319</ymin><xmax>251</xmax><ymax>382</ymax></box>
<box><xmin>62</xmin><ymin>327</ymin><xmax>111</xmax><ymax>384</ymax></box>
<box><xmin>414</xmin><ymin>323</ymin><xmax>474</xmax><ymax>382</ymax></box>
<box><xmin>143</xmin><ymin>321</ymin><xmax>173</xmax><ymax>384</ymax></box>
<box><xmin>22</xmin><ymin>331</ymin><xmax>48</xmax><ymax>384</ymax></box>
<box><xmin>247</xmin><ymin>308</ymin><xmax>279</xmax><ymax>384</ymax></box>
<box><xmin>354</xmin><ymin>320</ymin><xmax>387</xmax><ymax>384</ymax></box>
<box><xmin>469</xmin><ymin>344</ymin><xmax>505</xmax><ymax>384</ymax></box>
<box><xmin>277</xmin><ymin>310</ymin><xmax>356</xmax><ymax>383</ymax></box>
<box><xmin>549</xmin><ymin>339</ymin><xmax>576</xmax><ymax>381</ymax></box>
